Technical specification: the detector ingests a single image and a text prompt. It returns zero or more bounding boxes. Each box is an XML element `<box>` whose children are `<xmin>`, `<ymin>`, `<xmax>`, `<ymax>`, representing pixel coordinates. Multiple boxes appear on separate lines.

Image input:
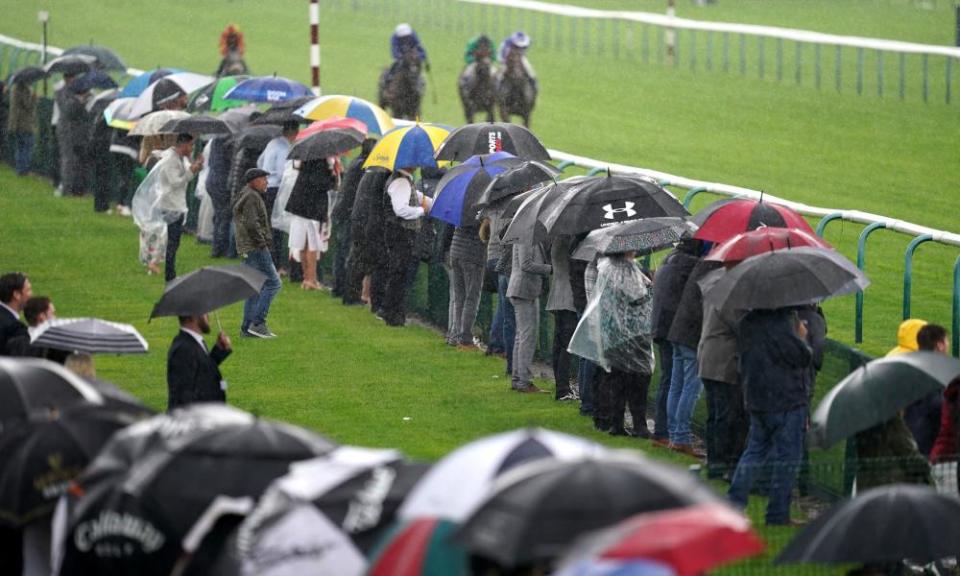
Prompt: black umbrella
<box><xmin>43</xmin><ymin>54</ymin><xmax>95</xmax><ymax>76</ymax></box>
<box><xmin>250</xmin><ymin>107</ymin><xmax>303</xmax><ymax>126</ymax></box>
<box><xmin>435</xmin><ymin>122</ymin><xmax>551</xmax><ymax>162</ymax></box>
<box><xmin>150</xmin><ymin>265</ymin><xmax>266</xmax><ymax>319</ymax></box>
<box><xmin>30</xmin><ymin>317</ymin><xmax>148</xmax><ymax>355</ymax></box>
<box><xmin>571</xmin><ymin>217</ymin><xmax>697</xmax><ymax>260</ymax></box>
<box><xmin>9</xmin><ymin>66</ymin><xmax>46</xmax><ymax>85</ymax></box>
<box><xmin>234</xmin><ymin>125</ymin><xmax>282</xmax><ymax>150</ymax></box>
<box><xmin>809</xmin><ymin>352</ymin><xmax>960</xmax><ymax>449</ymax></box>
<box><xmin>287</xmin><ymin>128</ymin><xmax>365</xmax><ymax>161</ymax></box>
<box><xmin>700</xmin><ymin>246</ymin><xmax>870</xmax><ymax>314</ymax></box>
<box><xmin>217</xmin><ymin>105</ymin><xmax>259</xmax><ymax>133</ymax></box>
<box><xmin>0</xmin><ymin>402</ymin><xmax>152</xmax><ymax>527</ymax></box>
<box><xmin>71</xmin><ymin>69</ymin><xmax>118</xmax><ymax>92</ymax></box>
<box><xmin>476</xmin><ymin>160</ymin><xmax>560</xmax><ymax>207</ymax></box>
<box><xmin>499</xmin><ymin>177</ymin><xmax>589</xmax><ymax>244</ymax></box>
<box><xmin>159</xmin><ymin>116</ymin><xmax>231</xmax><ymax>136</ymax></box>
<box><xmin>452</xmin><ymin>452</ymin><xmax>719</xmax><ymax>567</ymax></box>
<box><xmin>58</xmin><ymin>404</ymin><xmax>336</xmax><ymax>576</ymax></box>
<box><xmin>777</xmin><ymin>484</ymin><xmax>960</xmax><ymax>565</ymax></box>
<box><xmin>0</xmin><ymin>358</ymin><xmax>145</xmax><ymax>431</ymax></box>
<box><xmin>63</xmin><ymin>45</ymin><xmax>127</xmax><ymax>72</ymax></box>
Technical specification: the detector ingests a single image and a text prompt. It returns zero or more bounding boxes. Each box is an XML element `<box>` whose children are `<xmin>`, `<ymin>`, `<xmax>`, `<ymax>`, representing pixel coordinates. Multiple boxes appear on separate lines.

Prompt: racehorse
<box><xmin>495</xmin><ymin>49</ymin><xmax>537</xmax><ymax>127</ymax></box>
<box><xmin>378</xmin><ymin>48</ymin><xmax>424</xmax><ymax>121</ymax></box>
<box><xmin>458</xmin><ymin>56</ymin><xmax>497</xmax><ymax>123</ymax></box>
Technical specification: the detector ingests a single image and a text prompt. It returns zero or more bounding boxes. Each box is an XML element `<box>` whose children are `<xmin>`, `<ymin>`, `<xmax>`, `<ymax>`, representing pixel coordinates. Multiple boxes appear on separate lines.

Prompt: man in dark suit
<box><xmin>0</xmin><ymin>272</ymin><xmax>32</xmax><ymax>357</ymax></box>
<box><xmin>167</xmin><ymin>313</ymin><xmax>232</xmax><ymax>412</ymax></box>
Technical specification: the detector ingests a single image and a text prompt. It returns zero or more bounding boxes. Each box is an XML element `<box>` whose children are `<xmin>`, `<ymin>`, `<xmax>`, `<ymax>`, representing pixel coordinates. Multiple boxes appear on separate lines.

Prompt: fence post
<box><xmin>739</xmin><ymin>34</ymin><xmax>746</xmax><ymax>75</ymax></box>
<box><xmin>899</xmin><ymin>52</ymin><xmax>906</xmax><ymax>101</ymax></box>
<box><xmin>776</xmin><ymin>37</ymin><xmax>784</xmax><ymax>83</ymax></box>
<box><xmin>953</xmin><ymin>256</ymin><xmax>960</xmax><ymax>357</ymax></box>
<box><xmin>795</xmin><ymin>42</ymin><xmax>802</xmax><ymax>85</ymax></box>
<box><xmin>759</xmin><ymin>36</ymin><xmax>765</xmax><ymax>79</ymax></box>
<box><xmin>856</xmin><ymin>222</ymin><xmax>886</xmax><ymax>343</ymax></box>
<box><xmin>682</xmin><ymin>186</ymin><xmax>708</xmax><ymax>209</ymax></box>
<box><xmin>923</xmin><ymin>53</ymin><xmax>929</xmax><ymax>103</ymax></box>
<box><xmin>815</xmin><ymin>43</ymin><xmax>822</xmax><ymax>90</ymax></box>
<box><xmin>877</xmin><ymin>51</ymin><xmax>884</xmax><ymax>98</ymax></box>
<box><xmin>707</xmin><ymin>30</ymin><xmax>713</xmax><ymax>71</ymax></box>
<box><xmin>947</xmin><ymin>57</ymin><xmax>953</xmax><ymax>105</ymax></box>
<box><xmin>856</xmin><ymin>47</ymin><xmax>864</xmax><ymax>95</ymax></box>
<box><xmin>902</xmin><ymin>234</ymin><xmax>934</xmax><ymax>320</ymax></box>
<box><xmin>556</xmin><ymin>160</ymin><xmax>576</xmax><ymax>172</ymax></box>
<box><xmin>722</xmin><ymin>31</ymin><xmax>729</xmax><ymax>73</ymax></box>
<box><xmin>815</xmin><ymin>211</ymin><xmax>844</xmax><ymax>237</ymax></box>
<box><xmin>836</xmin><ymin>45</ymin><xmax>842</xmax><ymax>92</ymax></box>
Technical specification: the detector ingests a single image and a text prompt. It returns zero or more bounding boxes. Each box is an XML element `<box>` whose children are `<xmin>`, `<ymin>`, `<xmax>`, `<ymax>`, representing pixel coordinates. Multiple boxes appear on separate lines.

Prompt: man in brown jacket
<box><xmin>234</xmin><ymin>168</ymin><xmax>282</xmax><ymax>339</ymax></box>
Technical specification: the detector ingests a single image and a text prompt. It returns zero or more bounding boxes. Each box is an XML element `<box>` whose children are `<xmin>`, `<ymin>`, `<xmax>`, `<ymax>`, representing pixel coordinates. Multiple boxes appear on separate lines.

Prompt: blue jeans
<box><xmin>14</xmin><ymin>132</ymin><xmax>33</xmax><ymax>176</ymax></box>
<box><xmin>667</xmin><ymin>344</ymin><xmax>703</xmax><ymax>445</ymax></box>
<box><xmin>728</xmin><ymin>407</ymin><xmax>806</xmax><ymax>525</ymax></box>
<box><xmin>242</xmin><ymin>249</ymin><xmax>282</xmax><ymax>330</ymax></box>
<box><xmin>497</xmin><ymin>274</ymin><xmax>516</xmax><ymax>374</ymax></box>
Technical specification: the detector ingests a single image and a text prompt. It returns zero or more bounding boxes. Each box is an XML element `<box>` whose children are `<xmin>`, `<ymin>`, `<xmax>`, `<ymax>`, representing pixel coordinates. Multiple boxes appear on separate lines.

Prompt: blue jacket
<box><xmin>738</xmin><ymin>308</ymin><xmax>813</xmax><ymax>413</ymax></box>
<box><xmin>391</xmin><ymin>32</ymin><xmax>428</xmax><ymax>62</ymax></box>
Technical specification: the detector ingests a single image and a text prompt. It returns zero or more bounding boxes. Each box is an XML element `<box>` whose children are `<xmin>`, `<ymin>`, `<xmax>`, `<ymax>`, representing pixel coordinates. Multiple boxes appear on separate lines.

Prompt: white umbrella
<box><xmin>130</xmin><ymin>110</ymin><xmax>191</xmax><ymax>136</ymax></box>
<box><xmin>31</xmin><ymin>317</ymin><xmax>149</xmax><ymax>354</ymax></box>
<box><xmin>129</xmin><ymin>72</ymin><xmax>214</xmax><ymax>119</ymax></box>
<box><xmin>398</xmin><ymin>428</ymin><xmax>605</xmax><ymax>522</ymax></box>
<box><xmin>104</xmin><ymin>97</ymin><xmax>138</xmax><ymax>130</ymax></box>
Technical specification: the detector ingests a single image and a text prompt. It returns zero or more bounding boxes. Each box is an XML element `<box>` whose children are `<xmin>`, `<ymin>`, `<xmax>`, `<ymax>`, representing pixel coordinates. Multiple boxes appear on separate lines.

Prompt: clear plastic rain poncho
<box><xmin>568</xmin><ymin>255</ymin><xmax>655</xmax><ymax>375</ymax></box>
<box><xmin>271</xmin><ymin>160</ymin><xmax>300</xmax><ymax>233</ymax></box>
<box><xmin>131</xmin><ymin>156</ymin><xmax>182</xmax><ymax>233</ymax></box>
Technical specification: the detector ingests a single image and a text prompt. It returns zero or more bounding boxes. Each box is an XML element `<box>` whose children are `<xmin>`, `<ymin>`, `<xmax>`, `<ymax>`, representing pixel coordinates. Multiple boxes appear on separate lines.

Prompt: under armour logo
<box><xmin>602</xmin><ymin>201</ymin><xmax>637</xmax><ymax>220</ymax></box>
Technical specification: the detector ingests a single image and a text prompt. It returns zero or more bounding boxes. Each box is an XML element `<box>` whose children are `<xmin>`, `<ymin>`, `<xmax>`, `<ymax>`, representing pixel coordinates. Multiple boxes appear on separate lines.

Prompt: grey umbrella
<box><xmin>476</xmin><ymin>160</ymin><xmax>560</xmax><ymax>207</ymax></box>
<box><xmin>808</xmin><ymin>351</ymin><xmax>960</xmax><ymax>448</ymax></box>
<box><xmin>159</xmin><ymin>116</ymin><xmax>231</xmax><ymax>136</ymax></box>
<box><xmin>500</xmin><ymin>177</ymin><xmax>587</xmax><ymax>244</ymax></box>
<box><xmin>63</xmin><ymin>45</ymin><xmax>127</xmax><ymax>72</ymax></box>
<box><xmin>9</xmin><ymin>66</ymin><xmax>46</xmax><ymax>85</ymax></box>
<box><xmin>150</xmin><ymin>265</ymin><xmax>266</xmax><ymax>319</ymax></box>
<box><xmin>571</xmin><ymin>217</ymin><xmax>697</xmax><ymax>261</ymax></box>
<box><xmin>30</xmin><ymin>318</ymin><xmax>149</xmax><ymax>355</ymax></box>
<box><xmin>43</xmin><ymin>54</ymin><xmax>96</xmax><ymax>76</ymax></box>
<box><xmin>217</xmin><ymin>105</ymin><xmax>260</xmax><ymax>133</ymax></box>
<box><xmin>287</xmin><ymin>128</ymin><xmax>365</xmax><ymax>161</ymax></box>
<box><xmin>700</xmin><ymin>246</ymin><xmax>869</xmax><ymax>314</ymax></box>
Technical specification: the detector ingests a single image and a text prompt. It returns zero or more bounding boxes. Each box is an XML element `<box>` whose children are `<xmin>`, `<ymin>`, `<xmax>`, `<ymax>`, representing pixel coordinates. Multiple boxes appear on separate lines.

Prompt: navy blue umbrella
<box><xmin>224</xmin><ymin>75</ymin><xmax>313</xmax><ymax>103</ymax></box>
<box><xmin>71</xmin><ymin>69</ymin><xmax>118</xmax><ymax>93</ymax></box>
<box><xmin>430</xmin><ymin>151</ymin><xmax>523</xmax><ymax>226</ymax></box>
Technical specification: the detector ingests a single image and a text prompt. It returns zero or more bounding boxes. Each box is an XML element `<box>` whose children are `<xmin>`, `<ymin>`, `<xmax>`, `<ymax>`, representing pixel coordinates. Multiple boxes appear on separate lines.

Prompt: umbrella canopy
<box><xmin>287</xmin><ymin>128</ymin><xmax>365</xmax><ymax>161</ymax></box>
<box><xmin>499</xmin><ymin>178</ymin><xmax>586</xmax><ymax>244</ymax></box>
<box><xmin>692</xmin><ymin>199</ymin><xmax>814</xmax><ymax>243</ymax></box>
<box><xmin>186</xmin><ymin>75</ymin><xmax>250</xmax><ymax>113</ymax></box>
<box><xmin>399</xmin><ymin>428</ymin><xmax>604</xmax><ymax>523</ymax></box>
<box><xmin>557</xmin><ymin>503</ymin><xmax>764</xmax><ymax>576</ymax></box>
<box><xmin>700</xmin><ymin>246</ymin><xmax>869</xmax><ymax>314</ymax></box>
<box><xmin>0</xmin><ymin>402</ymin><xmax>152</xmax><ymax>527</ymax></box>
<box><xmin>430</xmin><ymin>152</ymin><xmax>524</xmax><ymax>226</ymax></box>
<box><xmin>777</xmin><ymin>484</ymin><xmax>960</xmax><ymax>565</ymax></box>
<box><xmin>149</xmin><ymin>264</ymin><xmax>267</xmax><ymax>319</ymax></box>
<box><xmin>58</xmin><ymin>404</ymin><xmax>336</xmax><ymax>576</ymax></box>
<box><xmin>158</xmin><ymin>115</ymin><xmax>231</xmax><ymax>136</ymax></box>
<box><xmin>705</xmin><ymin>227</ymin><xmax>832</xmax><ymax>265</ymax></box>
<box><xmin>294</xmin><ymin>95</ymin><xmax>395</xmax><ymax>136</ymax></box>
<box><xmin>30</xmin><ymin>317</ymin><xmax>148</xmax><ymax>355</ymax></box>
<box><xmin>72</xmin><ymin>69</ymin><xmax>118</xmax><ymax>92</ymax></box>
<box><xmin>103</xmin><ymin>97</ymin><xmax>138</xmax><ymax>130</ymax></box>
<box><xmin>367</xmin><ymin>518</ymin><xmax>470</xmax><ymax>576</ymax></box>
<box><xmin>217</xmin><ymin>105</ymin><xmax>260</xmax><ymax>134</ymax></box>
<box><xmin>9</xmin><ymin>66</ymin><xmax>46</xmax><ymax>85</ymax></box>
<box><xmin>476</xmin><ymin>159</ymin><xmax>560</xmax><ymax>207</ymax></box>
<box><xmin>63</xmin><ymin>45</ymin><xmax>127</xmax><ymax>71</ymax></box>
<box><xmin>571</xmin><ymin>217</ymin><xmax>696</xmax><ymax>261</ymax></box>
<box><xmin>435</xmin><ymin>122</ymin><xmax>551</xmax><ymax>162</ymax></box>
<box><xmin>809</xmin><ymin>351</ymin><xmax>960</xmax><ymax>448</ymax></box>
<box><xmin>43</xmin><ymin>54</ymin><xmax>95</xmax><ymax>76</ymax></box>
<box><xmin>296</xmin><ymin>116</ymin><xmax>368</xmax><ymax>141</ymax></box>
<box><xmin>452</xmin><ymin>452</ymin><xmax>720</xmax><ymax>567</ymax></box>
<box><xmin>363</xmin><ymin>123</ymin><xmax>452</xmax><ymax>171</ymax></box>
<box><xmin>223</xmin><ymin>75</ymin><xmax>312</xmax><ymax>103</ymax></box>
<box><xmin>119</xmin><ymin>68</ymin><xmax>182</xmax><ymax>98</ymax></box>
<box><xmin>553</xmin><ymin>559</ymin><xmax>677</xmax><ymax>576</ymax></box>
<box><xmin>129</xmin><ymin>72</ymin><xmax>215</xmax><ymax>119</ymax></box>
<box><xmin>234</xmin><ymin>124</ymin><xmax>282</xmax><ymax>150</ymax></box>
<box><xmin>129</xmin><ymin>110</ymin><xmax>191</xmax><ymax>136</ymax></box>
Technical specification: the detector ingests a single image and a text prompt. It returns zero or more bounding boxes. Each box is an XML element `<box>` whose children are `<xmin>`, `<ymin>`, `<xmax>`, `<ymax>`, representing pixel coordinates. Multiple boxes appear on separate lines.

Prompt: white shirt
<box><xmin>386</xmin><ymin>171</ymin><xmax>431</xmax><ymax>220</ymax></box>
<box><xmin>154</xmin><ymin>148</ymin><xmax>195</xmax><ymax>215</ymax></box>
<box><xmin>0</xmin><ymin>301</ymin><xmax>20</xmax><ymax>321</ymax></box>
<box><xmin>257</xmin><ymin>137</ymin><xmax>292</xmax><ymax>188</ymax></box>
<box><xmin>179</xmin><ymin>327</ymin><xmax>208</xmax><ymax>353</ymax></box>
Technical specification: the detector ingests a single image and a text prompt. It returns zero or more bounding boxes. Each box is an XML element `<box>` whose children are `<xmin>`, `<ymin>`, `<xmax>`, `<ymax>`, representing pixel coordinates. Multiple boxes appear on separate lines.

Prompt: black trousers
<box><xmin>596</xmin><ymin>368</ymin><xmax>650</xmax><ymax>435</ymax></box>
<box><xmin>261</xmin><ymin>187</ymin><xmax>286</xmax><ymax>269</ymax></box>
<box><xmin>379</xmin><ymin>228</ymin><xmax>416</xmax><ymax>325</ymax></box>
<box><xmin>209</xmin><ymin>190</ymin><xmax>233</xmax><ymax>258</ymax></box>
<box><xmin>332</xmin><ymin>221</ymin><xmax>351</xmax><ymax>296</ymax></box>
<box><xmin>92</xmin><ymin>148</ymin><xmax>112</xmax><ymax>212</ymax></box>
<box><xmin>653</xmin><ymin>339</ymin><xmax>674</xmax><ymax>439</ymax></box>
<box><xmin>703</xmin><ymin>378</ymin><xmax>748</xmax><ymax>478</ymax></box>
<box><xmin>551</xmin><ymin>310</ymin><xmax>578</xmax><ymax>398</ymax></box>
<box><xmin>165</xmin><ymin>215</ymin><xmax>185</xmax><ymax>282</ymax></box>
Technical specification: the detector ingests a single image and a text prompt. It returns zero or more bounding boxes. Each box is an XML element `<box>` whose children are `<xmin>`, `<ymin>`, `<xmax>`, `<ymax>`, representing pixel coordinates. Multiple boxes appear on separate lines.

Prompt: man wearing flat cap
<box><xmin>234</xmin><ymin>167</ymin><xmax>282</xmax><ymax>338</ymax></box>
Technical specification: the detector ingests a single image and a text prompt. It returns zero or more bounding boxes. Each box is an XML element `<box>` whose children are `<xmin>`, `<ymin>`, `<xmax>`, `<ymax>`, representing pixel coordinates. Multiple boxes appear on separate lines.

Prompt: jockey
<box><xmin>464</xmin><ymin>35</ymin><xmax>496</xmax><ymax>65</ymax></box>
<box><xmin>391</xmin><ymin>23</ymin><xmax>430</xmax><ymax>71</ymax></box>
<box><xmin>498</xmin><ymin>31</ymin><xmax>538</xmax><ymax>91</ymax></box>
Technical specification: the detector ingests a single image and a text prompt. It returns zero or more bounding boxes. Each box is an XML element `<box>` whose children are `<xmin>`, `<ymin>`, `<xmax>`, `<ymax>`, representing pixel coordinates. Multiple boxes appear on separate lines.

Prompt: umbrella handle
<box><xmin>215</xmin><ymin>311</ymin><xmax>223</xmax><ymax>333</ymax></box>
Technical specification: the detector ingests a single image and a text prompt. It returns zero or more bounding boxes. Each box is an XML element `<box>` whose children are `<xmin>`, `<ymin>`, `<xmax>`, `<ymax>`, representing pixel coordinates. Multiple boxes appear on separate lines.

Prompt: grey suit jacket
<box><xmin>546</xmin><ymin>236</ymin><xmax>575</xmax><ymax>312</ymax></box>
<box><xmin>507</xmin><ymin>242</ymin><xmax>552</xmax><ymax>300</ymax></box>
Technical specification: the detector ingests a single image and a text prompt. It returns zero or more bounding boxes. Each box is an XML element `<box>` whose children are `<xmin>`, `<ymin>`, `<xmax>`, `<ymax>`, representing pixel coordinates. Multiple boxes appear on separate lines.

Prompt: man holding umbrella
<box><xmin>234</xmin><ymin>168</ymin><xmax>282</xmax><ymax>338</ymax></box>
<box><xmin>167</xmin><ymin>312</ymin><xmax>232</xmax><ymax>411</ymax></box>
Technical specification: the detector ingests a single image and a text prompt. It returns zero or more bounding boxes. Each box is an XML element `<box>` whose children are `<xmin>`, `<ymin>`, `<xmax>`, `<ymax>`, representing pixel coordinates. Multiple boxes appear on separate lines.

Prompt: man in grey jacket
<box><xmin>507</xmin><ymin>241</ymin><xmax>552</xmax><ymax>393</ymax></box>
<box><xmin>234</xmin><ymin>168</ymin><xmax>282</xmax><ymax>339</ymax></box>
<box><xmin>547</xmin><ymin>236</ymin><xmax>578</xmax><ymax>400</ymax></box>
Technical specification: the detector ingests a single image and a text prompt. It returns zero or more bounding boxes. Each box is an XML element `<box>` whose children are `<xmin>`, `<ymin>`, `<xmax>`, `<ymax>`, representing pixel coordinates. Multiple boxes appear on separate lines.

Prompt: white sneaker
<box><xmin>117</xmin><ymin>205</ymin><xmax>132</xmax><ymax>217</ymax></box>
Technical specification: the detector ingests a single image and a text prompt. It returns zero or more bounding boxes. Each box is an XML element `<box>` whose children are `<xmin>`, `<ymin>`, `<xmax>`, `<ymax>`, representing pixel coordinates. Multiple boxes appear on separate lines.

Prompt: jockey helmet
<box><xmin>509</xmin><ymin>31</ymin><xmax>531</xmax><ymax>49</ymax></box>
<box><xmin>395</xmin><ymin>23</ymin><xmax>413</xmax><ymax>37</ymax></box>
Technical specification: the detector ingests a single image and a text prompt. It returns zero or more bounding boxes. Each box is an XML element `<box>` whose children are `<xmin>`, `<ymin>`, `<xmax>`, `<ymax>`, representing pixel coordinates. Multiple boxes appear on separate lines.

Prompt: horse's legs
<box><xmin>485</xmin><ymin>107</ymin><xmax>495</xmax><ymax>123</ymax></box>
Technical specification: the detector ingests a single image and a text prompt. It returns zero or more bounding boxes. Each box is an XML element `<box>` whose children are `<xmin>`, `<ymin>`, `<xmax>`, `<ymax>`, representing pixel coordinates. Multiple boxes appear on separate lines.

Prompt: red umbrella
<box><xmin>705</xmin><ymin>227</ymin><xmax>832</xmax><ymax>264</ymax></box>
<box><xmin>594</xmin><ymin>503</ymin><xmax>765</xmax><ymax>575</ymax></box>
<box><xmin>297</xmin><ymin>115</ymin><xmax>368</xmax><ymax>141</ymax></box>
<box><xmin>367</xmin><ymin>518</ymin><xmax>469</xmax><ymax>576</ymax></box>
<box><xmin>692</xmin><ymin>199</ymin><xmax>814</xmax><ymax>243</ymax></box>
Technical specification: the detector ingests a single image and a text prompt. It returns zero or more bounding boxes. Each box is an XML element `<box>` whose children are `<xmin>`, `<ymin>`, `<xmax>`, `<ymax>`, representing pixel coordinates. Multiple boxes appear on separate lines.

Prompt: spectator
<box><xmin>55</xmin><ymin>74</ymin><xmax>91</xmax><ymax>196</ymax></box>
<box><xmin>0</xmin><ymin>272</ymin><xmax>32</xmax><ymax>357</ymax></box>
<box><xmin>347</xmin><ymin>169</ymin><xmax>391</xmax><ymax>306</ymax></box>
<box><xmin>108</xmin><ymin>130</ymin><xmax>140</xmax><ymax>217</ymax></box>
<box><xmin>855</xmin><ymin>413</ymin><xmax>932</xmax><ymax>492</ymax></box>
<box><xmin>508</xmin><ymin>242</ymin><xmax>551</xmax><ymax>393</ymax></box>
<box><xmin>286</xmin><ymin>158</ymin><xmax>338</xmax><ymax>290</ymax></box>
<box><xmin>905</xmin><ymin>324</ymin><xmax>950</xmax><ymax>457</ymax></box>
<box><xmin>23</xmin><ymin>296</ymin><xmax>68</xmax><ymax>364</ymax></box>
<box><xmin>547</xmin><ymin>236</ymin><xmax>578</xmax><ymax>401</ymax></box>
<box><xmin>154</xmin><ymin>133</ymin><xmax>204</xmax><ymax>282</ymax></box>
<box><xmin>257</xmin><ymin>121</ymin><xmax>299</xmax><ymax>274</ymax></box>
<box><xmin>448</xmin><ymin>211</ymin><xmax>486</xmax><ymax>349</ymax></box>
<box><xmin>7</xmin><ymin>78</ymin><xmax>37</xmax><ymax>176</ymax></box>
<box><xmin>234</xmin><ymin>168</ymin><xmax>282</xmax><ymax>339</ymax></box>
<box><xmin>332</xmin><ymin>139</ymin><xmax>375</xmax><ymax>301</ymax></box>
<box><xmin>205</xmin><ymin>135</ymin><xmax>235</xmax><ymax>257</ymax></box>
<box><xmin>167</xmin><ymin>313</ymin><xmax>232</xmax><ymax>411</ymax></box>
<box><xmin>728</xmin><ymin>307</ymin><xmax>812</xmax><ymax>525</ymax></box>
<box><xmin>569</xmin><ymin>237</ymin><xmax>593</xmax><ymax>417</ymax></box>
<box><xmin>886</xmin><ymin>318</ymin><xmax>927</xmax><ymax>356</ymax></box>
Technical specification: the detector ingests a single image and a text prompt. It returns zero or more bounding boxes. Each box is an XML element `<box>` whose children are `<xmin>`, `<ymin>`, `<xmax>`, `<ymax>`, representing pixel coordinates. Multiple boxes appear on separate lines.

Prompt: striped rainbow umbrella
<box><xmin>294</xmin><ymin>95</ymin><xmax>395</xmax><ymax>136</ymax></box>
<box><xmin>363</xmin><ymin>123</ymin><xmax>452</xmax><ymax>171</ymax></box>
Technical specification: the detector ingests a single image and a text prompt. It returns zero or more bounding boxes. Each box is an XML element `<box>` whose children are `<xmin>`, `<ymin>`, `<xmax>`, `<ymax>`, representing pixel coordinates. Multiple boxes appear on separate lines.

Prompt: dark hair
<box><xmin>282</xmin><ymin>121</ymin><xmax>300</xmax><ymax>136</ymax></box>
<box><xmin>178</xmin><ymin>315</ymin><xmax>193</xmax><ymax>325</ymax></box>
<box><xmin>0</xmin><ymin>272</ymin><xmax>27</xmax><ymax>304</ymax></box>
<box><xmin>23</xmin><ymin>296</ymin><xmax>51</xmax><ymax>326</ymax></box>
<box><xmin>917</xmin><ymin>324</ymin><xmax>948</xmax><ymax>351</ymax></box>
<box><xmin>176</xmin><ymin>133</ymin><xmax>194</xmax><ymax>145</ymax></box>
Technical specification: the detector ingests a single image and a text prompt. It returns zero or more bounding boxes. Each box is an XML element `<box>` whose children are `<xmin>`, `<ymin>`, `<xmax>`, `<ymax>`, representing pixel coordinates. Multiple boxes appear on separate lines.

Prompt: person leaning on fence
<box><xmin>331</xmin><ymin>139</ymin><xmax>376</xmax><ymax>301</ymax></box>
<box><xmin>234</xmin><ymin>168</ymin><xmax>282</xmax><ymax>339</ymax></box>
<box><xmin>727</xmin><ymin>306</ymin><xmax>813</xmax><ymax>526</ymax></box>
<box><xmin>905</xmin><ymin>323</ymin><xmax>950</xmax><ymax>458</ymax></box>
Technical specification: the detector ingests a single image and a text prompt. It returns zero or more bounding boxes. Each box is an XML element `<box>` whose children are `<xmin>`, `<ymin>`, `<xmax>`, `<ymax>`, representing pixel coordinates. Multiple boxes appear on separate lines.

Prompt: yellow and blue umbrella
<box><xmin>364</xmin><ymin>123</ymin><xmax>452</xmax><ymax>171</ymax></box>
<box><xmin>294</xmin><ymin>95</ymin><xmax>395</xmax><ymax>136</ymax></box>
